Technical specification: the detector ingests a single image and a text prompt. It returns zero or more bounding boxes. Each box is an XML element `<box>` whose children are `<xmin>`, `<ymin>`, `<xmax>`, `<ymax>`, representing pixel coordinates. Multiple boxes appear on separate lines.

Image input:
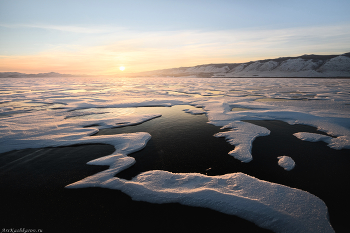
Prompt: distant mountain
<box><xmin>141</xmin><ymin>52</ymin><xmax>350</xmax><ymax>78</ymax></box>
<box><xmin>0</xmin><ymin>72</ymin><xmax>76</xmax><ymax>78</ymax></box>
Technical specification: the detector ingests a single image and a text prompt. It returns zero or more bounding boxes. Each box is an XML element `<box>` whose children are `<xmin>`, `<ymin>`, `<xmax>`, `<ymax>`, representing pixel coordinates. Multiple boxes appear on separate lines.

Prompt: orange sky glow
<box><xmin>1</xmin><ymin>1</ymin><xmax>349</xmax><ymax>75</ymax></box>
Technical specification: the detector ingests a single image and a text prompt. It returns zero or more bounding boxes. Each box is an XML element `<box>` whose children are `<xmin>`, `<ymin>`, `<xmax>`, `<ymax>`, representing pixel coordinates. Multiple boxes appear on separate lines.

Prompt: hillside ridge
<box><xmin>142</xmin><ymin>52</ymin><xmax>350</xmax><ymax>78</ymax></box>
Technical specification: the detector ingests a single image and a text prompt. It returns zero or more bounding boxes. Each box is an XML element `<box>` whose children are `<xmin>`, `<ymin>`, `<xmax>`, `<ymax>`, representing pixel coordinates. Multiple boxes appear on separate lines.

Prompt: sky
<box><xmin>0</xmin><ymin>0</ymin><xmax>350</xmax><ymax>75</ymax></box>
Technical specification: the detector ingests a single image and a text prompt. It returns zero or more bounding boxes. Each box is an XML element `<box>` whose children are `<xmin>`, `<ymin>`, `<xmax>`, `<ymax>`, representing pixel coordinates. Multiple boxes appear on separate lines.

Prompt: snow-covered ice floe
<box><xmin>294</xmin><ymin>132</ymin><xmax>350</xmax><ymax>150</ymax></box>
<box><xmin>214</xmin><ymin>121</ymin><xmax>270</xmax><ymax>162</ymax></box>
<box><xmin>277</xmin><ymin>156</ymin><xmax>296</xmax><ymax>171</ymax></box>
<box><xmin>2</xmin><ymin>77</ymin><xmax>350</xmax><ymax>232</ymax></box>
<box><xmin>0</xmin><ymin>109</ymin><xmax>160</xmax><ymax>154</ymax></box>
<box><xmin>67</xmin><ymin>167</ymin><xmax>332</xmax><ymax>233</ymax></box>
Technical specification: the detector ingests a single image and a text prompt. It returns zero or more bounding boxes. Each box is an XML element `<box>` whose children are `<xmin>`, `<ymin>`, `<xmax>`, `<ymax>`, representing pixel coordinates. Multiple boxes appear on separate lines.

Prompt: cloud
<box><xmin>0</xmin><ymin>23</ymin><xmax>123</xmax><ymax>34</ymax></box>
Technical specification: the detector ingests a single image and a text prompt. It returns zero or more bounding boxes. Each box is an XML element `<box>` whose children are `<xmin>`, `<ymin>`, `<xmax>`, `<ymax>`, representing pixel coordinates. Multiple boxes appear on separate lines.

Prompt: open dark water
<box><xmin>245</xmin><ymin>120</ymin><xmax>350</xmax><ymax>233</ymax></box>
<box><xmin>1</xmin><ymin>105</ymin><xmax>349</xmax><ymax>232</ymax></box>
<box><xmin>97</xmin><ymin>106</ymin><xmax>350</xmax><ymax>232</ymax></box>
<box><xmin>95</xmin><ymin>105</ymin><xmax>240</xmax><ymax>178</ymax></box>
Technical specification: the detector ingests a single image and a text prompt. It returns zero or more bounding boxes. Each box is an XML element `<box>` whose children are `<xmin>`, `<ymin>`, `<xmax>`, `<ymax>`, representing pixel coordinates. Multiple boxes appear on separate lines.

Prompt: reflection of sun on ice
<box><xmin>119</xmin><ymin>66</ymin><xmax>125</xmax><ymax>71</ymax></box>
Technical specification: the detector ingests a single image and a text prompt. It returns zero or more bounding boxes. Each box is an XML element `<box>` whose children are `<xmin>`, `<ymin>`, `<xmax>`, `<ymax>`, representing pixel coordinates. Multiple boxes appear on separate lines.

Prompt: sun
<box><xmin>119</xmin><ymin>66</ymin><xmax>125</xmax><ymax>71</ymax></box>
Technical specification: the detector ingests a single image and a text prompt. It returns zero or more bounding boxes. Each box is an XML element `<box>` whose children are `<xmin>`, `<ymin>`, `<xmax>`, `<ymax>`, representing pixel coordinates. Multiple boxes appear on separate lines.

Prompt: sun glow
<box><xmin>119</xmin><ymin>66</ymin><xmax>125</xmax><ymax>71</ymax></box>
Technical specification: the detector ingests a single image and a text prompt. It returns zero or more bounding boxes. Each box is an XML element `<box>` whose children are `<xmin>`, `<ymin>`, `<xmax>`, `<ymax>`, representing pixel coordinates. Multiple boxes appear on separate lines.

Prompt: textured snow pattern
<box><xmin>257</xmin><ymin>61</ymin><xmax>279</xmax><ymax>71</ymax></box>
<box><xmin>276</xmin><ymin>58</ymin><xmax>310</xmax><ymax>72</ymax></box>
<box><xmin>244</xmin><ymin>62</ymin><xmax>263</xmax><ymax>72</ymax></box>
<box><xmin>230</xmin><ymin>64</ymin><xmax>247</xmax><ymax>73</ymax></box>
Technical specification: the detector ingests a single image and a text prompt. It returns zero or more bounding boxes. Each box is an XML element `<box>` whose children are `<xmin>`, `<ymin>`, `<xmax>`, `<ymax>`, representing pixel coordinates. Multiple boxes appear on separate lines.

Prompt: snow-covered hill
<box><xmin>145</xmin><ymin>53</ymin><xmax>350</xmax><ymax>77</ymax></box>
<box><xmin>0</xmin><ymin>72</ymin><xmax>76</xmax><ymax>78</ymax></box>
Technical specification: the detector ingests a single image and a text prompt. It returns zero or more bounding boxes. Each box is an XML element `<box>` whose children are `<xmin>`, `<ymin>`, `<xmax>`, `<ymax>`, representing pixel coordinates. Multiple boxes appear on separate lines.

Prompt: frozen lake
<box><xmin>1</xmin><ymin>76</ymin><xmax>350</xmax><ymax>232</ymax></box>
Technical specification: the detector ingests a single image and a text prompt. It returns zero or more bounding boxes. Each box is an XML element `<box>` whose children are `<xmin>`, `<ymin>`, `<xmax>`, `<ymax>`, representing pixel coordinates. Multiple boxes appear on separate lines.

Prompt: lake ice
<box><xmin>1</xmin><ymin>76</ymin><xmax>350</xmax><ymax>232</ymax></box>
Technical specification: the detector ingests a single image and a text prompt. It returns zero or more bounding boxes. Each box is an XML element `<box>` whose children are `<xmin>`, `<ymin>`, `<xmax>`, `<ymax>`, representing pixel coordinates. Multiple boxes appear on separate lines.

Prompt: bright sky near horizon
<box><xmin>0</xmin><ymin>0</ymin><xmax>350</xmax><ymax>75</ymax></box>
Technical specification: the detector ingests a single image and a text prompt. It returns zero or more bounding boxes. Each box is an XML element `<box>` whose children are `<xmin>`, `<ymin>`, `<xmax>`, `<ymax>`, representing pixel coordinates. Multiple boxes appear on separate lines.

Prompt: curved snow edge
<box><xmin>66</xmin><ymin>136</ymin><xmax>334</xmax><ymax>233</ymax></box>
<box><xmin>277</xmin><ymin>156</ymin><xmax>296</xmax><ymax>171</ymax></box>
<box><xmin>214</xmin><ymin>121</ymin><xmax>270</xmax><ymax>162</ymax></box>
<box><xmin>293</xmin><ymin>132</ymin><xmax>350</xmax><ymax>150</ymax></box>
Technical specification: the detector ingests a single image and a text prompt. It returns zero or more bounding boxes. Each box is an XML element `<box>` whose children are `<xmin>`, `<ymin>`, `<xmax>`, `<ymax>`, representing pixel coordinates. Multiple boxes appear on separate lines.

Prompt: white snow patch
<box><xmin>277</xmin><ymin>156</ymin><xmax>295</xmax><ymax>171</ymax></box>
<box><xmin>67</xmin><ymin>154</ymin><xmax>333</xmax><ymax>233</ymax></box>
<box><xmin>214</xmin><ymin>121</ymin><xmax>270</xmax><ymax>162</ymax></box>
<box><xmin>0</xmin><ymin>109</ymin><xmax>160</xmax><ymax>154</ymax></box>
<box><xmin>63</xmin><ymin>132</ymin><xmax>151</xmax><ymax>187</ymax></box>
<box><xmin>293</xmin><ymin>132</ymin><xmax>350</xmax><ymax>150</ymax></box>
<box><xmin>293</xmin><ymin>132</ymin><xmax>332</xmax><ymax>143</ymax></box>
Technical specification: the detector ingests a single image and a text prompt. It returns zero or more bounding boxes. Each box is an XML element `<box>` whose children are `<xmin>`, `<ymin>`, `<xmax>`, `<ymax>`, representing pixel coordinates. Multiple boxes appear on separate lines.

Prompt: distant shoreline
<box><xmin>209</xmin><ymin>76</ymin><xmax>350</xmax><ymax>79</ymax></box>
<box><xmin>1</xmin><ymin>76</ymin><xmax>350</xmax><ymax>79</ymax></box>
<box><xmin>156</xmin><ymin>77</ymin><xmax>350</xmax><ymax>79</ymax></box>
